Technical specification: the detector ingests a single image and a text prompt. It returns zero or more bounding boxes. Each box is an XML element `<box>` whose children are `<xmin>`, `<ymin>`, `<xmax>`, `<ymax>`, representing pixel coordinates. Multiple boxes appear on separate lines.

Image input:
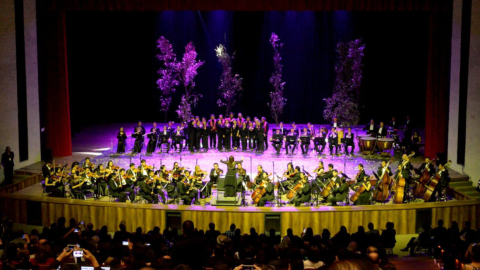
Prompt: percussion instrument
<box><xmin>357</xmin><ymin>134</ymin><xmax>371</xmax><ymax>152</ymax></box>
<box><xmin>360</xmin><ymin>137</ymin><xmax>376</xmax><ymax>155</ymax></box>
<box><xmin>377</xmin><ymin>138</ymin><xmax>394</xmax><ymax>157</ymax></box>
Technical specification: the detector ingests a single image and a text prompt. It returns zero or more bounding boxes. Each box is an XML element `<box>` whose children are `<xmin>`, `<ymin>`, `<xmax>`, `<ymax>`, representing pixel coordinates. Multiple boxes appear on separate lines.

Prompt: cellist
<box><xmin>256</xmin><ymin>172</ymin><xmax>274</xmax><ymax>207</ymax></box>
<box><xmin>353</xmin><ymin>174</ymin><xmax>372</xmax><ymax>205</ymax></box>
<box><xmin>328</xmin><ymin>170</ymin><xmax>349</xmax><ymax>206</ymax></box>
<box><xmin>290</xmin><ymin>172</ymin><xmax>311</xmax><ymax>207</ymax></box>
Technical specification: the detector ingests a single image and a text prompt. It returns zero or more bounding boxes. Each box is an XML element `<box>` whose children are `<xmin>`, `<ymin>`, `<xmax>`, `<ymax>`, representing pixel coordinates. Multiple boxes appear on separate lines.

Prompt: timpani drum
<box><xmin>377</xmin><ymin>138</ymin><xmax>394</xmax><ymax>157</ymax></box>
<box><xmin>357</xmin><ymin>134</ymin><xmax>371</xmax><ymax>152</ymax></box>
<box><xmin>360</xmin><ymin>137</ymin><xmax>376</xmax><ymax>155</ymax></box>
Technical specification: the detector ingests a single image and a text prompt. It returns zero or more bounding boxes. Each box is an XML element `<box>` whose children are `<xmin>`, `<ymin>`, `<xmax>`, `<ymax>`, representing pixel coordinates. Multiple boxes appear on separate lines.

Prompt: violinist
<box><xmin>117</xmin><ymin>127</ymin><xmax>127</xmax><ymax>153</ymax></box>
<box><xmin>172</xmin><ymin>126</ymin><xmax>184</xmax><ymax>153</ymax></box>
<box><xmin>178</xmin><ymin>171</ymin><xmax>199</xmax><ymax>205</ymax></box>
<box><xmin>80</xmin><ymin>167</ymin><xmax>95</xmax><ymax>193</ymax></box>
<box><xmin>107</xmin><ymin>174</ymin><xmax>127</xmax><ymax>202</ymax></box>
<box><xmin>171</xmin><ymin>162</ymin><xmax>182</xmax><ymax>182</ymax></box>
<box><xmin>149</xmin><ymin>169</ymin><xmax>167</xmax><ymax>204</ymax></box>
<box><xmin>105</xmin><ymin>160</ymin><xmax>117</xmax><ymax>175</ymax></box>
<box><xmin>239</xmin><ymin>122</ymin><xmax>249</xmax><ymax>151</ymax></box>
<box><xmin>353</xmin><ymin>174</ymin><xmax>372</xmax><ymax>205</ymax></box>
<box><xmin>70</xmin><ymin>162</ymin><xmax>81</xmax><ymax>183</ymax></box>
<box><xmin>256</xmin><ymin>172</ymin><xmax>274</xmax><ymax>207</ymax></box>
<box><xmin>156</xmin><ymin>165</ymin><xmax>172</xmax><ymax>202</ymax></box>
<box><xmin>158</xmin><ymin>126</ymin><xmax>171</xmax><ymax>154</ymax></box>
<box><xmin>193</xmin><ymin>165</ymin><xmax>207</xmax><ymax>197</ymax></box>
<box><xmin>95</xmin><ymin>164</ymin><xmax>109</xmax><ymax>195</ymax></box>
<box><xmin>208</xmin><ymin>114</ymin><xmax>217</xmax><ymax>149</ymax></box>
<box><xmin>322</xmin><ymin>164</ymin><xmax>335</xmax><ymax>182</ymax></box>
<box><xmin>123</xmin><ymin>163</ymin><xmax>136</xmax><ymax>201</ymax></box>
<box><xmin>216</xmin><ymin>119</ymin><xmax>225</xmax><ymax>151</ymax></box>
<box><xmin>82</xmin><ymin>157</ymin><xmax>95</xmax><ymax>171</ymax></box>
<box><xmin>137</xmin><ymin>160</ymin><xmax>150</xmax><ymax>176</ymax></box>
<box><xmin>146</xmin><ymin>123</ymin><xmax>159</xmax><ymax>154</ymax></box>
<box><xmin>290</xmin><ymin>172</ymin><xmax>311</xmax><ymax>207</ymax></box>
<box><xmin>42</xmin><ymin>161</ymin><xmax>54</xmax><ymax>181</ymax></box>
<box><xmin>132</xmin><ymin>126</ymin><xmax>144</xmax><ymax>153</ymax></box>
<box><xmin>138</xmin><ymin>174</ymin><xmax>158</xmax><ymax>204</ymax></box>
<box><xmin>328</xmin><ymin>127</ymin><xmax>339</xmax><ymax>155</ymax></box>
<box><xmin>71</xmin><ymin>172</ymin><xmax>87</xmax><ymax>199</ymax></box>
<box><xmin>237</xmin><ymin>162</ymin><xmax>250</xmax><ymax>184</ymax></box>
<box><xmin>44</xmin><ymin>166</ymin><xmax>64</xmax><ymax>197</ymax></box>
<box><xmin>344</xmin><ymin>127</ymin><xmax>355</xmax><ymax>156</ymax></box>
<box><xmin>327</xmin><ymin>170</ymin><xmax>349</xmax><ymax>206</ymax></box>
<box><xmin>313</xmin><ymin>126</ymin><xmax>327</xmax><ymax>155</ymax></box>
<box><xmin>270</xmin><ymin>129</ymin><xmax>283</xmax><ymax>154</ymax></box>
<box><xmin>205</xmin><ymin>163</ymin><xmax>223</xmax><ymax>196</ymax></box>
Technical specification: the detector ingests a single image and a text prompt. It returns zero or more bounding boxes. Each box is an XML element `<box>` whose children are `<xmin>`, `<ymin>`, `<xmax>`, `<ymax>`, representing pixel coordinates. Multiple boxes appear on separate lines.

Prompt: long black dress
<box><xmin>117</xmin><ymin>132</ymin><xmax>127</xmax><ymax>153</ymax></box>
<box><xmin>354</xmin><ymin>180</ymin><xmax>372</xmax><ymax>205</ymax></box>
<box><xmin>220</xmin><ymin>159</ymin><xmax>242</xmax><ymax>197</ymax></box>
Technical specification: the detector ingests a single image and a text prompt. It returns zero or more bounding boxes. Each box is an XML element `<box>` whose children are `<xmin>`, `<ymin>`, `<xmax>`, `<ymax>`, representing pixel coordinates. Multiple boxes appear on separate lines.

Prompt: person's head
<box><xmin>213</xmin><ymin>163</ymin><xmax>218</xmax><ymax>170</ymax></box>
<box><xmin>152</xmin><ymin>122</ymin><xmax>157</xmax><ymax>128</ymax></box>
<box><xmin>108</xmin><ymin>160</ymin><xmax>113</xmax><ymax>167</ymax></box>
<box><xmin>380</xmin><ymin>122</ymin><xmax>384</xmax><ymax>127</ymax></box>
<box><xmin>209</xmin><ymin>222</ymin><xmax>215</xmax><ymax>230</ymax></box>
<box><xmin>318</xmin><ymin>161</ymin><xmax>324</xmax><ymax>167</ymax></box>
<box><xmin>279</xmin><ymin>122</ymin><xmax>283</xmax><ymax>127</ymax></box>
<box><xmin>367</xmin><ymin>252</ymin><xmax>381</xmax><ymax>266</ymax></box>
<box><xmin>464</xmin><ymin>221</ymin><xmax>471</xmax><ymax>229</ymax></box>
<box><xmin>257</xmin><ymin>165</ymin><xmax>263</xmax><ymax>172</ymax></box>
<box><xmin>141</xmin><ymin>159</ymin><xmax>146</xmax><ymax>165</ymax></box>
<box><xmin>173</xmin><ymin>162</ymin><xmax>178</xmax><ymax>168</ymax></box>
<box><xmin>130</xmin><ymin>163</ymin><xmax>135</xmax><ymax>169</ymax></box>
<box><xmin>307</xmin><ymin>246</ymin><xmax>321</xmax><ymax>263</ymax></box>
<box><xmin>182</xmin><ymin>220</ymin><xmax>195</xmax><ymax>237</ymax></box>
<box><xmin>357</xmin><ymin>226</ymin><xmax>365</xmax><ymax>233</ymax></box>
<box><xmin>328</xmin><ymin>164</ymin><xmax>334</xmax><ymax>170</ymax></box>
<box><xmin>368</xmin><ymin>223</ymin><xmax>374</xmax><ymax>230</ymax></box>
<box><xmin>228</xmin><ymin>156</ymin><xmax>234</xmax><ymax>164</ymax></box>
<box><xmin>176</xmin><ymin>126</ymin><xmax>181</xmax><ymax>131</ymax></box>
<box><xmin>348</xmin><ymin>127</ymin><xmax>351</xmax><ymax>132</ymax></box>
<box><xmin>303</xmin><ymin>127</ymin><xmax>307</xmax><ymax>132</ymax></box>
<box><xmin>287</xmin><ymin>163</ymin><xmax>293</xmax><ymax>170</ymax></box>
<box><xmin>370</xmin><ymin>119</ymin><xmax>374</xmax><ymax>124</ymax></box>
<box><xmin>438</xmin><ymin>163</ymin><xmax>445</xmax><ymax>170</ymax></box>
<box><xmin>119</xmin><ymin>127</ymin><xmax>124</xmax><ymax>132</ymax></box>
<box><xmin>332</xmin><ymin>169</ymin><xmax>338</xmax><ymax>177</ymax></box>
<box><xmin>437</xmin><ymin>219</ymin><xmax>444</xmax><ymax>227</ymax></box>
<box><xmin>300</xmin><ymin>172</ymin><xmax>306</xmax><ymax>180</ymax></box>
<box><xmin>358</xmin><ymin>164</ymin><xmax>364</xmax><ymax>170</ymax></box>
<box><xmin>292</xmin><ymin>122</ymin><xmax>296</xmax><ymax>128</ymax></box>
<box><xmin>289</xmin><ymin>259</ymin><xmax>304</xmax><ymax>270</ymax></box>
<box><xmin>332</xmin><ymin>127</ymin><xmax>336</xmax><ymax>132</ymax></box>
<box><xmin>381</xmin><ymin>161</ymin><xmax>386</xmax><ymax>167</ymax></box>
<box><xmin>334</xmin><ymin>117</ymin><xmax>337</xmax><ymax>122</ymax></box>
<box><xmin>295</xmin><ymin>166</ymin><xmax>300</xmax><ymax>173</ymax></box>
<box><xmin>425</xmin><ymin>157</ymin><xmax>431</xmax><ymax>163</ymax></box>
<box><xmin>230</xmin><ymin>223</ymin><xmax>236</xmax><ymax>231</ymax></box>
<box><xmin>386</xmin><ymin>222</ymin><xmax>394</xmax><ymax>230</ymax></box>
<box><xmin>275</xmin><ymin>129</ymin><xmax>280</xmax><ymax>134</ymax></box>
<box><xmin>85</xmin><ymin>157</ymin><xmax>90</xmax><ymax>163</ymax></box>
<box><xmin>237</xmin><ymin>163</ymin><xmax>243</xmax><ymax>169</ymax></box>
<box><xmin>414</xmin><ymin>130</ymin><xmax>419</xmax><ymax>136</ymax></box>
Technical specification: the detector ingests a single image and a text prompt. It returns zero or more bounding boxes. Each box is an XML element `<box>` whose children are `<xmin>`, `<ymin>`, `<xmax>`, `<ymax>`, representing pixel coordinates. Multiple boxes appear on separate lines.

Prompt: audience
<box><xmin>0</xmin><ymin>214</ymin><xmax>478</xmax><ymax>270</ymax></box>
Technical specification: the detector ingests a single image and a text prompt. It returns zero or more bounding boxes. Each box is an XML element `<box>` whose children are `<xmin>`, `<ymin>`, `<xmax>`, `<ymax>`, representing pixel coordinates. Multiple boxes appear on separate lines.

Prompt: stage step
<box><xmin>450</xmin><ymin>181</ymin><xmax>473</xmax><ymax>188</ymax></box>
<box><xmin>210</xmin><ymin>192</ymin><xmax>242</xmax><ymax>206</ymax></box>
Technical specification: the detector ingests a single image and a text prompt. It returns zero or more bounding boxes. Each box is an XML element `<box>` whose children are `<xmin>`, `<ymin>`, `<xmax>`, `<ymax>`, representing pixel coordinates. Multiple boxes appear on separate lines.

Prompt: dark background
<box><xmin>66</xmin><ymin>11</ymin><xmax>428</xmax><ymax>133</ymax></box>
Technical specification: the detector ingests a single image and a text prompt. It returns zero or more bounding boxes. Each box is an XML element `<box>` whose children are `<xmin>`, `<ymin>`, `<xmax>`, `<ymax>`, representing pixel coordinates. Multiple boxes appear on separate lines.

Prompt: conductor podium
<box><xmin>210</xmin><ymin>174</ymin><xmax>244</xmax><ymax>206</ymax></box>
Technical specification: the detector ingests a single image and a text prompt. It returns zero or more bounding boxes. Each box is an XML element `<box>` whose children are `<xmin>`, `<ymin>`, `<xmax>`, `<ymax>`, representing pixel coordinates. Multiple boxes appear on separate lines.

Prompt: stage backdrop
<box><xmin>66</xmin><ymin>10</ymin><xmax>428</xmax><ymax>133</ymax></box>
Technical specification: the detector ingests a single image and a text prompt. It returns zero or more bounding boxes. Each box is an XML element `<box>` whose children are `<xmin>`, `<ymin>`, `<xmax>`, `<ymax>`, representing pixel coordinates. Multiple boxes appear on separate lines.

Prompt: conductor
<box><xmin>220</xmin><ymin>156</ymin><xmax>244</xmax><ymax>197</ymax></box>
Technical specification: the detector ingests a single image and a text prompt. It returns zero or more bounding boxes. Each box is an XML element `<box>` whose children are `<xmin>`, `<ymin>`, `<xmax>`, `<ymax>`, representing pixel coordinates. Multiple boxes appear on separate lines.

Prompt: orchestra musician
<box><xmin>193</xmin><ymin>165</ymin><xmax>207</xmax><ymax>197</ymax></box>
<box><xmin>261</xmin><ymin>117</ymin><xmax>269</xmax><ymax>151</ymax></box>
<box><xmin>313</xmin><ymin>127</ymin><xmax>327</xmax><ymax>155</ymax></box>
<box><xmin>71</xmin><ymin>171</ymin><xmax>87</xmax><ymax>199</ymax></box>
<box><xmin>216</xmin><ymin>119</ymin><xmax>225</xmax><ymax>151</ymax></box>
<box><xmin>270</xmin><ymin>129</ymin><xmax>284</xmax><ymax>154</ymax></box>
<box><xmin>377</xmin><ymin>161</ymin><xmax>393</xmax><ymax>178</ymax></box>
<box><xmin>411</xmin><ymin>131</ymin><xmax>422</xmax><ymax>156</ymax></box>
<box><xmin>331</xmin><ymin>117</ymin><xmax>339</xmax><ymax>129</ymax></box>
<box><xmin>42</xmin><ymin>161</ymin><xmax>53</xmax><ymax>181</ymax></box>
<box><xmin>82</xmin><ymin>157</ymin><xmax>95</xmax><ymax>171</ymax></box>
<box><xmin>311</xmin><ymin>161</ymin><xmax>325</xmax><ymax>191</ymax></box>
<box><xmin>239</xmin><ymin>122</ymin><xmax>249</xmax><ymax>151</ymax></box>
<box><xmin>149</xmin><ymin>169</ymin><xmax>167</xmax><ymax>204</ymax></box>
<box><xmin>355</xmin><ymin>164</ymin><xmax>366</xmax><ymax>184</ymax></box>
<box><xmin>146</xmin><ymin>123</ymin><xmax>159</xmax><ymax>154</ymax></box>
<box><xmin>328</xmin><ymin>170</ymin><xmax>349</xmax><ymax>206</ymax></box>
<box><xmin>107</xmin><ymin>174</ymin><xmax>127</xmax><ymax>202</ymax></box>
<box><xmin>70</xmin><ymin>162</ymin><xmax>81</xmax><ymax>183</ymax></box>
<box><xmin>167</xmin><ymin>121</ymin><xmax>175</xmax><ymax>134</ymax></box>
<box><xmin>178</xmin><ymin>171</ymin><xmax>199</xmax><ymax>205</ymax></box>
<box><xmin>156</xmin><ymin>165</ymin><xmax>172</xmax><ymax>203</ymax></box>
<box><xmin>80</xmin><ymin>167</ymin><xmax>95</xmax><ymax>194</ymax></box>
<box><xmin>344</xmin><ymin>127</ymin><xmax>355</xmax><ymax>156</ymax></box>
<box><xmin>299</xmin><ymin>127</ymin><xmax>310</xmax><ymax>155</ymax></box>
<box><xmin>307</xmin><ymin>122</ymin><xmax>315</xmax><ymax>136</ymax></box>
<box><xmin>251</xmin><ymin>165</ymin><xmax>267</xmax><ymax>189</ymax></box>
<box><xmin>172</xmin><ymin>126</ymin><xmax>184</xmax><ymax>153</ymax></box>
<box><xmin>353</xmin><ymin>174</ymin><xmax>372</xmax><ymax>205</ymax></box>
<box><xmin>205</xmin><ymin>163</ymin><xmax>223</xmax><ymax>196</ymax></box>
<box><xmin>137</xmin><ymin>174</ymin><xmax>158</xmax><ymax>204</ymax></box>
<box><xmin>417</xmin><ymin>157</ymin><xmax>436</xmax><ymax>175</ymax></box>
<box><xmin>256</xmin><ymin>172</ymin><xmax>274</xmax><ymax>207</ymax></box>
<box><xmin>328</xmin><ymin>127</ymin><xmax>339</xmax><ymax>155</ymax></box>
<box><xmin>390</xmin><ymin>117</ymin><xmax>398</xmax><ymax>130</ymax></box>
<box><xmin>158</xmin><ymin>126</ymin><xmax>171</xmax><ymax>154</ymax></box>
<box><xmin>430</xmin><ymin>163</ymin><xmax>450</xmax><ymax>202</ymax></box>
<box><xmin>376</xmin><ymin>122</ymin><xmax>387</xmax><ymax>138</ymax></box>
<box><xmin>124</xmin><ymin>163</ymin><xmax>137</xmax><ymax>201</ymax></box>
<box><xmin>132</xmin><ymin>126</ymin><xmax>144</xmax><ymax>153</ymax></box>
<box><xmin>208</xmin><ymin>114</ymin><xmax>217</xmax><ymax>149</ymax></box>
<box><xmin>278</xmin><ymin>122</ymin><xmax>286</xmax><ymax>135</ymax></box>
<box><xmin>237</xmin><ymin>162</ymin><xmax>250</xmax><ymax>186</ymax></box>
<box><xmin>95</xmin><ymin>165</ymin><xmax>109</xmax><ymax>196</ymax></box>
<box><xmin>365</xmin><ymin>119</ymin><xmax>377</xmax><ymax>136</ymax></box>
<box><xmin>401</xmin><ymin>154</ymin><xmax>412</xmax><ymax>184</ymax></box>
<box><xmin>280</xmin><ymin>165</ymin><xmax>300</xmax><ymax>193</ymax></box>
<box><xmin>44</xmin><ymin>165</ymin><xmax>64</xmax><ymax>197</ymax></box>
<box><xmin>290</xmin><ymin>172</ymin><xmax>311</xmax><ymax>207</ymax></box>
<box><xmin>285</xmin><ymin>128</ymin><xmax>298</xmax><ymax>154</ymax></box>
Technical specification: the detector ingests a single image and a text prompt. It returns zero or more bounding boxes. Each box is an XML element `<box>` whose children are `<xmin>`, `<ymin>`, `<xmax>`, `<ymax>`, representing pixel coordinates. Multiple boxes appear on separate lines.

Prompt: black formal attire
<box><xmin>208</xmin><ymin>120</ymin><xmax>217</xmax><ymax>148</ymax></box>
<box><xmin>270</xmin><ymin>135</ymin><xmax>283</xmax><ymax>154</ymax></box>
<box><xmin>138</xmin><ymin>180</ymin><xmax>158</xmax><ymax>204</ymax></box>
<box><xmin>194</xmin><ymin>125</ymin><xmax>202</xmax><ymax>151</ymax></box>
<box><xmin>376</xmin><ymin>126</ymin><xmax>388</xmax><ymax>138</ymax></box>
<box><xmin>351</xmin><ymin>169</ymin><xmax>366</xmax><ymax>189</ymax></box>
<box><xmin>172</xmin><ymin>130</ymin><xmax>184</xmax><ymax>153</ymax></box>
<box><xmin>381</xmin><ymin>228</ymin><xmax>397</xmax><ymax>249</ymax></box>
<box><xmin>430</xmin><ymin>169</ymin><xmax>450</xmax><ymax>202</ymax></box>
<box><xmin>257</xmin><ymin>182</ymin><xmax>274</xmax><ymax>207</ymax></box>
<box><xmin>344</xmin><ymin>131</ymin><xmax>355</xmax><ymax>155</ymax></box>
<box><xmin>280</xmin><ymin>171</ymin><xmax>300</xmax><ymax>192</ymax></box>
<box><xmin>220</xmin><ymin>159</ymin><xmax>242</xmax><ymax>197</ymax></box>
<box><xmin>1</xmin><ymin>151</ymin><xmax>14</xmax><ymax>185</ymax></box>
<box><xmin>217</xmin><ymin>124</ymin><xmax>225</xmax><ymax>151</ymax></box>
<box><xmin>71</xmin><ymin>179</ymin><xmax>86</xmax><ymax>199</ymax></box>
<box><xmin>108</xmin><ymin>179</ymin><xmax>127</xmax><ymax>202</ymax></box>
<box><xmin>188</xmin><ymin>121</ymin><xmax>196</xmax><ymax>152</ymax></box>
<box><xmin>116</xmin><ymin>132</ymin><xmax>127</xmax><ymax>153</ymax></box>
<box><xmin>299</xmin><ymin>132</ymin><xmax>311</xmax><ymax>154</ymax></box>
<box><xmin>353</xmin><ymin>181</ymin><xmax>372</xmax><ymax>205</ymax></box>
<box><xmin>285</xmin><ymin>133</ymin><xmax>298</xmax><ymax>154</ymax></box>
<box><xmin>223</xmin><ymin>126</ymin><xmax>232</xmax><ymax>151</ymax></box>
<box><xmin>313</xmin><ymin>131</ymin><xmax>327</xmax><ymax>154</ymax></box>
<box><xmin>239</xmin><ymin>127</ymin><xmax>249</xmax><ymax>151</ymax></box>
<box><xmin>328</xmin><ymin>131</ymin><xmax>339</xmax><ymax>154</ymax></box>
<box><xmin>201</xmin><ymin>126</ymin><xmax>209</xmax><ymax>151</ymax></box>
<box><xmin>152</xmin><ymin>176</ymin><xmax>167</xmax><ymax>204</ymax></box>
<box><xmin>365</xmin><ymin>123</ymin><xmax>378</xmax><ymax>137</ymax></box>
<box><xmin>146</xmin><ymin>128</ymin><xmax>159</xmax><ymax>153</ymax></box>
<box><xmin>44</xmin><ymin>174</ymin><xmax>64</xmax><ymax>198</ymax></box>
<box><xmin>232</xmin><ymin>125</ymin><xmax>240</xmax><ymax>149</ymax></box>
<box><xmin>248</xmin><ymin>127</ymin><xmax>256</xmax><ymax>150</ymax></box>
<box><xmin>401</xmin><ymin>160</ymin><xmax>412</xmax><ymax>184</ymax></box>
<box><xmin>205</xmin><ymin>168</ymin><xmax>223</xmax><ymax>196</ymax></box>
<box><xmin>418</xmin><ymin>162</ymin><xmax>436</xmax><ymax>175</ymax></box>
<box><xmin>256</xmin><ymin>126</ymin><xmax>265</xmax><ymax>152</ymax></box>
<box><xmin>158</xmin><ymin>130</ymin><xmax>171</xmax><ymax>153</ymax></box>
<box><xmin>132</xmin><ymin>132</ymin><xmax>144</xmax><ymax>153</ymax></box>
<box><xmin>178</xmin><ymin>181</ymin><xmax>197</xmax><ymax>205</ymax></box>
<box><xmin>293</xmin><ymin>182</ymin><xmax>311</xmax><ymax>206</ymax></box>
<box><xmin>262</xmin><ymin>121</ymin><xmax>269</xmax><ymax>150</ymax></box>
<box><xmin>330</xmin><ymin>181</ymin><xmax>349</xmax><ymax>206</ymax></box>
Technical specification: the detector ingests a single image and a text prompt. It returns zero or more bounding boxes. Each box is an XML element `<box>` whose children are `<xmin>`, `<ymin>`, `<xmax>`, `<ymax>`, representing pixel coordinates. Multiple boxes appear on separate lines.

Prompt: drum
<box><xmin>337</xmin><ymin>128</ymin><xmax>344</xmax><ymax>144</ymax></box>
<box><xmin>360</xmin><ymin>137</ymin><xmax>376</xmax><ymax>155</ymax></box>
<box><xmin>377</xmin><ymin>138</ymin><xmax>394</xmax><ymax>157</ymax></box>
<box><xmin>357</xmin><ymin>134</ymin><xmax>371</xmax><ymax>152</ymax></box>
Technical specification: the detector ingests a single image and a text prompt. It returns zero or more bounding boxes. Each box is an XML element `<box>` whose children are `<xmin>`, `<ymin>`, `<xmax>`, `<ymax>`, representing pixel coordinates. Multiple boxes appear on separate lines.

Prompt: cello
<box><xmin>374</xmin><ymin>158</ymin><xmax>394</xmax><ymax>202</ymax></box>
<box><xmin>320</xmin><ymin>171</ymin><xmax>342</xmax><ymax>198</ymax></box>
<box><xmin>252</xmin><ymin>180</ymin><xmax>267</xmax><ymax>204</ymax></box>
<box><xmin>423</xmin><ymin>160</ymin><xmax>451</xmax><ymax>201</ymax></box>
<box><xmin>350</xmin><ymin>183</ymin><xmax>367</xmax><ymax>203</ymax></box>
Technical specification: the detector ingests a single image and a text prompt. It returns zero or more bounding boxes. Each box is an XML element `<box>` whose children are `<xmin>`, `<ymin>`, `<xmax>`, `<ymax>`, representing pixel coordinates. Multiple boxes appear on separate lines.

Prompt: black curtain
<box><xmin>66</xmin><ymin>10</ymin><xmax>428</xmax><ymax>132</ymax></box>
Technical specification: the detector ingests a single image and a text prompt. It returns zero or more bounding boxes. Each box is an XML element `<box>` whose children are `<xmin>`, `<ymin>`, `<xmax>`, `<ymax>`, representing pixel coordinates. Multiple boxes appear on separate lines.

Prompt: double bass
<box><xmin>414</xmin><ymin>159</ymin><xmax>436</xmax><ymax>198</ymax></box>
<box><xmin>392</xmin><ymin>171</ymin><xmax>406</xmax><ymax>204</ymax></box>
<box><xmin>423</xmin><ymin>160</ymin><xmax>451</xmax><ymax>201</ymax></box>
<box><xmin>374</xmin><ymin>158</ymin><xmax>394</xmax><ymax>202</ymax></box>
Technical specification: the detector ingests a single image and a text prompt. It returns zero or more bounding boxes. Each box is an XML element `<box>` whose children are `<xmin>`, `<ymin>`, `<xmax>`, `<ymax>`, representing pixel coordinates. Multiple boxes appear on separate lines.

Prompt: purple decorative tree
<box><xmin>215</xmin><ymin>44</ymin><xmax>243</xmax><ymax>115</ymax></box>
<box><xmin>175</xmin><ymin>42</ymin><xmax>204</xmax><ymax>122</ymax></box>
<box><xmin>156</xmin><ymin>36</ymin><xmax>180</xmax><ymax>122</ymax></box>
<box><xmin>267</xmin><ymin>33</ymin><xmax>287</xmax><ymax>126</ymax></box>
<box><xmin>323</xmin><ymin>39</ymin><xmax>365</xmax><ymax>127</ymax></box>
